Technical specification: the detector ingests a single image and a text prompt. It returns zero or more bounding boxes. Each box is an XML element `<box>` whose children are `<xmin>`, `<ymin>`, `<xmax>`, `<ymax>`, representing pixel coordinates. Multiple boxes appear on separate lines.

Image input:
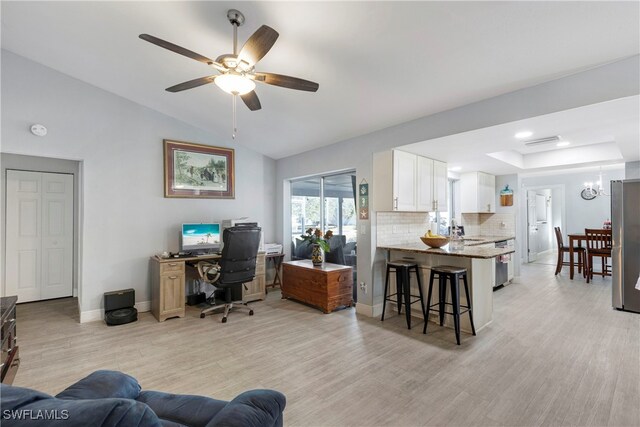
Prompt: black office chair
<box><xmin>198</xmin><ymin>226</ymin><xmax>262</xmax><ymax>323</ymax></box>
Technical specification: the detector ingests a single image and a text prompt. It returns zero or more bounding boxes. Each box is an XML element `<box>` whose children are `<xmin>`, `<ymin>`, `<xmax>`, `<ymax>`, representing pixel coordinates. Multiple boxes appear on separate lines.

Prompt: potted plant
<box><xmin>300</xmin><ymin>228</ymin><xmax>332</xmax><ymax>266</ymax></box>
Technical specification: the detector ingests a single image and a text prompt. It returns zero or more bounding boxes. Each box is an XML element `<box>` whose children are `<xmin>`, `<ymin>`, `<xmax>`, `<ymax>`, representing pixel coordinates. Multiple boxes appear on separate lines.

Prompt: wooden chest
<box><xmin>282</xmin><ymin>260</ymin><xmax>353</xmax><ymax>313</ymax></box>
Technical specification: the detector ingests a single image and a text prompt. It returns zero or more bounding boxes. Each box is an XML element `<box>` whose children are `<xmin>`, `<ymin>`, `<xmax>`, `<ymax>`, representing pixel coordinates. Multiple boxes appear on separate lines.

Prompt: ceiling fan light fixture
<box><xmin>214</xmin><ymin>74</ymin><xmax>255</xmax><ymax>95</ymax></box>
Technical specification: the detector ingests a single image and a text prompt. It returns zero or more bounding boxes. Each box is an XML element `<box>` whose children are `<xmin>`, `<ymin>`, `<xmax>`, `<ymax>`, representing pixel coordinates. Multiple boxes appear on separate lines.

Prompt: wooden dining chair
<box><xmin>585</xmin><ymin>228</ymin><xmax>612</xmax><ymax>283</ymax></box>
<box><xmin>554</xmin><ymin>227</ymin><xmax>585</xmax><ymax>277</ymax></box>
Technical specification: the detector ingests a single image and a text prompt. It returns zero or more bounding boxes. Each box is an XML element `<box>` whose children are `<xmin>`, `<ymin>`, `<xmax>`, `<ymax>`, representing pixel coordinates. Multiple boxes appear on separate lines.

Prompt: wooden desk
<box><xmin>265</xmin><ymin>253</ymin><xmax>285</xmax><ymax>293</ymax></box>
<box><xmin>282</xmin><ymin>260</ymin><xmax>353</xmax><ymax>313</ymax></box>
<box><xmin>150</xmin><ymin>252</ymin><xmax>265</xmax><ymax>322</ymax></box>
<box><xmin>568</xmin><ymin>234</ymin><xmax>586</xmax><ymax>280</ymax></box>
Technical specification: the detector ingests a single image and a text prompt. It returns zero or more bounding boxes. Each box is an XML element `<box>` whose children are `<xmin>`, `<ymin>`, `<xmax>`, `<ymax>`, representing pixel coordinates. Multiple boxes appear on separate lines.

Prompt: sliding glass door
<box><xmin>290</xmin><ymin>171</ymin><xmax>357</xmax><ymax>268</ymax></box>
<box><xmin>323</xmin><ymin>174</ymin><xmax>357</xmax><ymax>244</ymax></box>
<box><xmin>291</xmin><ymin>177</ymin><xmax>321</xmax><ymax>238</ymax></box>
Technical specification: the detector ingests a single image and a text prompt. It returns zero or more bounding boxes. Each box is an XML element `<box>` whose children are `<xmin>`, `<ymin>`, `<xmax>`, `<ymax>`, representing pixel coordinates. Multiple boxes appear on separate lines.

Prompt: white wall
<box><xmin>1</xmin><ymin>50</ymin><xmax>277</xmax><ymax>319</ymax></box>
<box><xmin>276</xmin><ymin>55</ymin><xmax>639</xmax><ymax>313</ymax></box>
<box><xmin>626</xmin><ymin>161</ymin><xmax>640</xmax><ymax>179</ymax></box>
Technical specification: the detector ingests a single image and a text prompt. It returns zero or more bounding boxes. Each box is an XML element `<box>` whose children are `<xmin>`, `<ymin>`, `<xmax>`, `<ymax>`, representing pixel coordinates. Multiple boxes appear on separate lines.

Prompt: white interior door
<box><xmin>527</xmin><ymin>190</ymin><xmax>538</xmax><ymax>262</ymax></box>
<box><xmin>6</xmin><ymin>170</ymin><xmax>73</xmax><ymax>302</ymax></box>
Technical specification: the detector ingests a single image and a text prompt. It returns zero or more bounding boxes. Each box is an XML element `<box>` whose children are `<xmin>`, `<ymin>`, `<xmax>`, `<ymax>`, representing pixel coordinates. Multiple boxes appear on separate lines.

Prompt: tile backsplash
<box><xmin>377</xmin><ymin>212</ymin><xmax>431</xmax><ymax>246</ymax></box>
<box><xmin>377</xmin><ymin>212</ymin><xmax>516</xmax><ymax>246</ymax></box>
<box><xmin>461</xmin><ymin>213</ymin><xmax>515</xmax><ymax>237</ymax></box>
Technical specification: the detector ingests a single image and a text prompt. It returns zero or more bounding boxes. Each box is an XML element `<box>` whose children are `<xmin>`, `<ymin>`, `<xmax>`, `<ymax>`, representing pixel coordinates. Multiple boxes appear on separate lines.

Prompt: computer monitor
<box><xmin>180</xmin><ymin>223</ymin><xmax>221</xmax><ymax>253</ymax></box>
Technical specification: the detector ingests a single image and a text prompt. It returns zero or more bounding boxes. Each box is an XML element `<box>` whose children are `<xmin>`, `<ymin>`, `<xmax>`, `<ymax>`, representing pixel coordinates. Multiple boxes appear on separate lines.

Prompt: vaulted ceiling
<box><xmin>2</xmin><ymin>1</ymin><xmax>639</xmax><ymax>159</ymax></box>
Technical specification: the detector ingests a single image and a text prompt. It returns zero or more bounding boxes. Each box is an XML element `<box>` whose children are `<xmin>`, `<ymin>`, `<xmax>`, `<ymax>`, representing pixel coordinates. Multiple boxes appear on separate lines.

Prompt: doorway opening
<box><xmin>2</xmin><ymin>154</ymin><xmax>81</xmax><ymax>310</ymax></box>
<box><xmin>289</xmin><ymin>170</ymin><xmax>357</xmax><ymax>300</ymax></box>
<box><xmin>525</xmin><ymin>186</ymin><xmax>564</xmax><ymax>265</ymax></box>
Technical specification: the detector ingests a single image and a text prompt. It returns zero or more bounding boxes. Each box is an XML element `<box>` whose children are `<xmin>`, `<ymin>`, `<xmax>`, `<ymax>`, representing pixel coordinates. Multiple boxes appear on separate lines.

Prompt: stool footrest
<box><xmin>428</xmin><ymin>302</ymin><xmax>471</xmax><ymax>309</ymax></box>
<box><xmin>427</xmin><ymin>308</ymin><xmax>471</xmax><ymax>316</ymax></box>
<box><xmin>385</xmin><ymin>296</ymin><xmax>424</xmax><ymax>305</ymax></box>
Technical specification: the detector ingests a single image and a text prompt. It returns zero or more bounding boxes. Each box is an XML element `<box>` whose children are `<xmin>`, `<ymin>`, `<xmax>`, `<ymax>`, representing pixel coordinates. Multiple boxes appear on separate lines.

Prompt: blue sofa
<box><xmin>0</xmin><ymin>370</ymin><xmax>286</xmax><ymax>426</ymax></box>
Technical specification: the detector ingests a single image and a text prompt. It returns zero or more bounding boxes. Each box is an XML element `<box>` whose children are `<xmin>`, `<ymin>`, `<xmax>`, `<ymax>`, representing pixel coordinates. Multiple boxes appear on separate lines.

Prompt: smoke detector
<box><xmin>30</xmin><ymin>124</ymin><xmax>47</xmax><ymax>137</ymax></box>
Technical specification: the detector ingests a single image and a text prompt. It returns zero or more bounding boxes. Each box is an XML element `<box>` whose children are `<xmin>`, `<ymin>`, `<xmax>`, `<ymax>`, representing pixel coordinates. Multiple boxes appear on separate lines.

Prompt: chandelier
<box><xmin>583</xmin><ymin>169</ymin><xmax>610</xmax><ymax>197</ymax></box>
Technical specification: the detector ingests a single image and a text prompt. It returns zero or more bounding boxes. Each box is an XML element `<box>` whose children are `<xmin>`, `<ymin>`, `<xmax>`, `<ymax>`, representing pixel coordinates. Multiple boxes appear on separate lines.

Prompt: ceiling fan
<box><xmin>139</xmin><ymin>9</ymin><xmax>319</xmax><ymax>138</ymax></box>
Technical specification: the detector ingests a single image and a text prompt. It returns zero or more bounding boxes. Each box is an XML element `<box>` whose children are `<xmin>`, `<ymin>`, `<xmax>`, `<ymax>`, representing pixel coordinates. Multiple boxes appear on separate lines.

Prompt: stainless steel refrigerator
<box><xmin>611</xmin><ymin>179</ymin><xmax>640</xmax><ymax>313</ymax></box>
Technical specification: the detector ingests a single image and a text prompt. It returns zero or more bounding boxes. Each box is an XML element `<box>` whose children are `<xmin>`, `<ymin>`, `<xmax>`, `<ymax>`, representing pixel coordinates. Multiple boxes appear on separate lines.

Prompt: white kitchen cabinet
<box><xmin>373</xmin><ymin>150</ymin><xmax>447</xmax><ymax>212</ymax></box>
<box><xmin>393</xmin><ymin>150</ymin><xmax>418</xmax><ymax>211</ymax></box>
<box><xmin>416</xmin><ymin>155</ymin><xmax>433</xmax><ymax>211</ymax></box>
<box><xmin>460</xmin><ymin>172</ymin><xmax>496</xmax><ymax>213</ymax></box>
<box><xmin>432</xmin><ymin>160</ymin><xmax>448</xmax><ymax>212</ymax></box>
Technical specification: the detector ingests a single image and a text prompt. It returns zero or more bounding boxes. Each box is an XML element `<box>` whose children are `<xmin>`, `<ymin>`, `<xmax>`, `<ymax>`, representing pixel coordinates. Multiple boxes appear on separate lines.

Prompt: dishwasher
<box><xmin>495</xmin><ymin>240</ymin><xmax>509</xmax><ymax>288</ymax></box>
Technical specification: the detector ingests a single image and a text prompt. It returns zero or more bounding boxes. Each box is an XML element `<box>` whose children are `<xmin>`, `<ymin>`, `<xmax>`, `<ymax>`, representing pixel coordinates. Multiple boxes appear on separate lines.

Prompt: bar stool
<box><xmin>423</xmin><ymin>265</ymin><xmax>476</xmax><ymax>345</ymax></box>
<box><xmin>381</xmin><ymin>260</ymin><xmax>426</xmax><ymax>329</ymax></box>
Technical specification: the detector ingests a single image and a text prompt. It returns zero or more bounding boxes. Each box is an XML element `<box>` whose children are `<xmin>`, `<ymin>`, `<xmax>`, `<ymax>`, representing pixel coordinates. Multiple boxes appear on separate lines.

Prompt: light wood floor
<box><xmin>13</xmin><ymin>262</ymin><xmax>640</xmax><ymax>426</ymax></box>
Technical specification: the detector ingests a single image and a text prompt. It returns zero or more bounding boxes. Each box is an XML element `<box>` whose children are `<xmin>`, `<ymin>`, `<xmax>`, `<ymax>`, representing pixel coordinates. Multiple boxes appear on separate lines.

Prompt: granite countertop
<box><xmin>378</xmin><ymin>242</ymin><xmax>515</xmax><ymax>259</ymax></box>
<box><xmin>461</xmin><ymin>235</ymin><xmax>516</xmax><ymax>246</ymax></box>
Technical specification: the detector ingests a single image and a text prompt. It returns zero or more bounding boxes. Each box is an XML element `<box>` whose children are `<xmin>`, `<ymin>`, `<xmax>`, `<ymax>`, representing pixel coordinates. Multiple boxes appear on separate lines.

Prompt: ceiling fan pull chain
<box><xmin>232</xmin><ymin>94</ymin><xmax>237</xmax><ymax>139</ymax></box>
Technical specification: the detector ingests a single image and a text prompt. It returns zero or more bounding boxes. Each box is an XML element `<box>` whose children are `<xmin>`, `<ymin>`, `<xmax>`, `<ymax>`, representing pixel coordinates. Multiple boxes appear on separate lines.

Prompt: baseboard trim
<box><xmin>79</xmin><ymin>309</ymin><xmax>103</xmax><ymax>323</ymax></box>
<box><xmin>355</xmin><ymin>302</ymin><xmax>383</xmax><ymax>318</ymax></box>
<box><xmin>135</xmin><ymin>300</ymin><xmax>151</xmax><ymax>313</ymax></box>
<box><xmin>79</xmin><ymin>300</ymin><xmax>151</xmax><ymax>323</ymax></box>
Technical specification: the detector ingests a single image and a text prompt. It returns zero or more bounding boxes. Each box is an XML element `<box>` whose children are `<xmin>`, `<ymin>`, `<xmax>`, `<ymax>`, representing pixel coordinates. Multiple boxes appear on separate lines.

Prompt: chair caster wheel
<box><xmin>221</xmin><ymin>317</ymin><xmax>227</xmax><ymax>323</ymax></box>
<box><xmin>200</xmin><ymin>313</ymin><xmax>205</xmax><ymax>319</ymax></box>
<box><xmin>249</xmin><ymin>310</ymin><xmax>254</xmax><ymax>316</ymax></box>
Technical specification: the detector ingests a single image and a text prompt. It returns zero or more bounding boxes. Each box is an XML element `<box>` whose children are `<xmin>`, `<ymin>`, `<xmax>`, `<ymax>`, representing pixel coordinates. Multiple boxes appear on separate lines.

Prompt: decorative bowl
<box><xmin>420</xmin><ymin>236</ymin><xmax>450</xmax><ymax>248</ymax></box>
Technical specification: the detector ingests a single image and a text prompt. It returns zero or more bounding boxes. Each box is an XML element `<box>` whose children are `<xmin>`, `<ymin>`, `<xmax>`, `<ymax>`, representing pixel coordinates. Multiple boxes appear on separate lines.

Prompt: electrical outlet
<box><xmin>359</xmin><ymin>281</ymin><xmax>367</xmax><ymax>293</ymax></box>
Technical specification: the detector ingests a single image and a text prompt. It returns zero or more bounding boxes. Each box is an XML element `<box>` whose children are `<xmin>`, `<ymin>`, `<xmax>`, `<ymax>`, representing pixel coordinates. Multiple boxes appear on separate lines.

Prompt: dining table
<box><xmin>567</xmin><ymin>230</ymin><xmax>612</xmax><ymax>280</ymax></box>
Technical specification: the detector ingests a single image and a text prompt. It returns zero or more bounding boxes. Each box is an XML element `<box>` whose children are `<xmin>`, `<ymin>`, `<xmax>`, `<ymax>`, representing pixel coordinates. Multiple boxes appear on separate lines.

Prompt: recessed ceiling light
<box><xmin>556</xmin><ymin>141</ymin><xmax>571</xmax><ymax>147</ymax></box>
<box><xmin>450</xmin><ymin>166</ymin><xmax>462</xmax><ymax>171</ymax></box>
<box><xmin>515</xmin><ymin>131</ymin><xmax>533</xmax><ymax>139</ymax></box>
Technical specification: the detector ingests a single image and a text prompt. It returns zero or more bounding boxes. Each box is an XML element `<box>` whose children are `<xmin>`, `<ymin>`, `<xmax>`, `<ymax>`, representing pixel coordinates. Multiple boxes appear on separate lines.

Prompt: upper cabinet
<box><xmin>373</xmin><ymin>150</ymin><xmax>448</xmax><ymax>212</ymax></box>
<box><xmin>460</xmin><ymin>172</ymin><xmax>496</xmax><ymax>213</ymax></box>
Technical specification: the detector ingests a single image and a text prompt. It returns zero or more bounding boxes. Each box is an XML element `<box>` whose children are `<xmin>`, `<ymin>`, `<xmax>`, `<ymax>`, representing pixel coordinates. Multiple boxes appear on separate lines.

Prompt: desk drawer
<box><xmin>160</xmin><ymin>262</ymin><xmax>185</xmax><ymax>275</ymax></box>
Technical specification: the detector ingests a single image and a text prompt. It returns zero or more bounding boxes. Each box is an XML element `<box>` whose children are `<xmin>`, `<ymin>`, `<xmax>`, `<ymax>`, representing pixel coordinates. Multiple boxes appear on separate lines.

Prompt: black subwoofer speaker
<box><xmin>104</xmin><ymin>288</ymin><xmax>138</xmax><ymax>326</ymax></box>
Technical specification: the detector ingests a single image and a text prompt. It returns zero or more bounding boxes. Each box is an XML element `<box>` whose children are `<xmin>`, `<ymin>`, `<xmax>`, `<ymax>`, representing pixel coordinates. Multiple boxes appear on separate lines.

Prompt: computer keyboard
<box><xmin>195</xmin><ymin>253</ymin><xmax>220</xmax><ymax>257</ymax></box>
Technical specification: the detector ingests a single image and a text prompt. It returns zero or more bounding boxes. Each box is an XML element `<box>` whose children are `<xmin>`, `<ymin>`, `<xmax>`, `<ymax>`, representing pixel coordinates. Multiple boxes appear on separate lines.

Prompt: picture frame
<box><xmin>164</xmin><ymin>140</ymin><xmax>235</xmax><ymax>199</ymax></box>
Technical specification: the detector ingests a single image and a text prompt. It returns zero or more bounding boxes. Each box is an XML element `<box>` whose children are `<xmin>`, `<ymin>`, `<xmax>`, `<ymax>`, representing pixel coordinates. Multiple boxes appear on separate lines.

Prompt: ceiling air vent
<box><xmin>524</xmin><ymin>136</ymin><xmax>561</xmax><ymax>146</ymax></box>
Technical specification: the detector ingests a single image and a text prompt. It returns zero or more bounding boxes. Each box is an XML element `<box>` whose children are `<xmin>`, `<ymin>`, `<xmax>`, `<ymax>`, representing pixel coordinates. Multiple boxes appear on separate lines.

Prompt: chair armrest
<box><xmin>55</xmin><ymin>370</ymin><xmax>141</xmax><ymax>400</ymax></box>
<box><xmin>137</xmin><ymin>390</ymin><xmax>227</xmax><ymax>426</ymax></box>
<box><xmin>206</xmin><ymin>389</ymin><xmax>286</xmax><ymax>427</ymax></box>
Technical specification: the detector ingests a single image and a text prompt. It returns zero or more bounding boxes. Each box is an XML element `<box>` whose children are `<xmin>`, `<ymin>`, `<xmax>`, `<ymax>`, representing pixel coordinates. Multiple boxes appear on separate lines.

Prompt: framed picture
<box><xmin>164</xmin><ymin>140</ymin><xmax>235</xmax><ymax>198</ymax></box>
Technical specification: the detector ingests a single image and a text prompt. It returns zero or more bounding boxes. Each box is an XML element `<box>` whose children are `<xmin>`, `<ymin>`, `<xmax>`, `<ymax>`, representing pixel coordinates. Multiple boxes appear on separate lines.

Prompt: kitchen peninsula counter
<box><xmin>378</xmin><ymin>242</ymin><xmax>514</xmax><ymax>259</ymax></box>
<box><xmin>377</xmin><ymin>237</ymin><xmax>515</xmax><ymax>334</ymax></box>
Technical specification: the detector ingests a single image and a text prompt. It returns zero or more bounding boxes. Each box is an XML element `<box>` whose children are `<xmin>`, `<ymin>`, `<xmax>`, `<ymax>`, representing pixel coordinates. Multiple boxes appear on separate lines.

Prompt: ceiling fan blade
<box><xmin>165</xmin><ymin>75</ymin><xmax>217</xmax><ymax>93</ymax></box>
<box><xmin>237</xmin><ymin>25</ymin><xmax>279</xmax><ymax>67</ymax></box>
<box><xmin>139</xmin><ymin>34</ymin><xmax>226</xmax><ymax>71</ymax></box>
<box><xmin>240</xmin><ymin>91</ymin><xmax>262</xmax><ymax>111</ymax></box>
<box><xmin>254</xmin><ymin>72</ymin><xmax>319</xmax><ymax>92</ymax></box>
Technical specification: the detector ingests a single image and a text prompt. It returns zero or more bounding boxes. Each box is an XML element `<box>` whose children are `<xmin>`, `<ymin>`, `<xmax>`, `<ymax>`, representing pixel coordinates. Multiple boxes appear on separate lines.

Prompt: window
<box><xmin>427</xmin><ymin>178</ymin><xmax>457</xmax><ymax>235</ymax></box>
